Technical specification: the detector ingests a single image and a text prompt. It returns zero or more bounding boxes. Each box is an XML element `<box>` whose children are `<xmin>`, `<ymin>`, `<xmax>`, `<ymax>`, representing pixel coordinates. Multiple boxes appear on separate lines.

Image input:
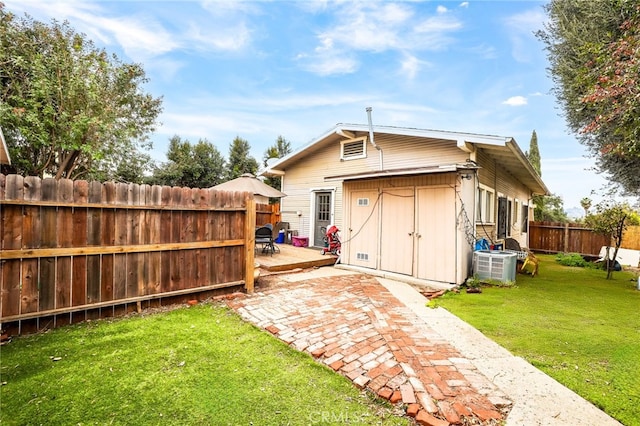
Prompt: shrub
<box><xmin>555</xmin><ymin>253</ymin><xmax>591</xmax><ymax>268</ymax></box>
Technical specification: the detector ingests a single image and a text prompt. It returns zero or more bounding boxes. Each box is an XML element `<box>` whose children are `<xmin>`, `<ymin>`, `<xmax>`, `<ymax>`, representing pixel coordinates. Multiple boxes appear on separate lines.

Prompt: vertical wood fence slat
<box><xmin>21</xmin><ymin>176</ymin><xmax>41</xmax><ymax>315</ymax></box>
<box><xmin>71</xmin><ymin>181</ymin><xmax>88</xmax><ymax>319</ymax></box>
<box><xmin>245</xmin><ymin>197</ymin><xmax>256</xmax><ymax>293</ymax></box>
<box><xmin>2</xmin><ymin>175</ymin><xmax>23</xmax><ymax>318</ymax></box>
<box><xmin>86</xmin><ymin>182</ymin><xmax>102</xmax><ymax>307</ymax></box>
<box><xmin>39</xmin><ymin>178</ymin><xmax>57</xmax><ymax>312</ymax></box>
<box><xmin>146</xmin><ymin>186</ymin><xmax>161</xmax><ymax>299</ymax></box>
<box><xmin>56</xmin><ymin>179</ymin><xmax>74</xmax><ymax>311</ymax></box>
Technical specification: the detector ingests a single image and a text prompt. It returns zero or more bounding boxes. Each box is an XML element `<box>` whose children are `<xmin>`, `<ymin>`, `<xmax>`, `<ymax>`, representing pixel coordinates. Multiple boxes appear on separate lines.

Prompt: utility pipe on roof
<box><xmin>366</xmin><ymin>107</ymin><xmax>383</xmax><ymax>170</ymax></box>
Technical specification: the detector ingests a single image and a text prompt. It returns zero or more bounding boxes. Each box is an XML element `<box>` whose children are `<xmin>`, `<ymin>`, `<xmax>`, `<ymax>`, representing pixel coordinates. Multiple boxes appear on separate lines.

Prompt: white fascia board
<box><xmin>335</xmin><ymin>123</ymin><xmax>509</xmax><ymax>145</ymax></box>
<box><xmin>0</xmin><ymin>126</ymin><xmax>11</xmax><ymax>164</ymax></box>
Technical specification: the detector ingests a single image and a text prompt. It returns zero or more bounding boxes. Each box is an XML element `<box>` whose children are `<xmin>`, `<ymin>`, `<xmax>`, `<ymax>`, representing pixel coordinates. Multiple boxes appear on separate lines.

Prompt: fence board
<box><xmin>147</xmin><ymin>185</ymin><xmax>162</xmax><ymax>295</ymax></box>
<box><xmin>39</xmin><ymin>257</ymin><xmax>55</xmax><ymax>311</ymax></box>
<box><xmin>39</xmin><ymin>179</ymin><xmax>57</xmax><ymax>312</ymax></box>
<box><xmin>21</xmin><ymin>261</ymin><xmax>38</xmax><ymax>314</ymax></box>
<box><xmin>2</xmin><ymin>177</ymin><xmax>23</xmax><ymax>318</ymax></box>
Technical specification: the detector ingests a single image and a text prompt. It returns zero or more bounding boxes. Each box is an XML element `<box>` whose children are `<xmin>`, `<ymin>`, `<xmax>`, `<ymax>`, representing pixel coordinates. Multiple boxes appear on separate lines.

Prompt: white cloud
<box><xmin>4</xmin><ymin>0</ymin><xmax>253</xmax><ymax>64</ymax></box>
<box><xmin>299</xmin><ymin>2</ymin><xmax>463</xmax><ymax>75</ymax></box>
<box><xmin>468</xmin><ymin>43</ymin><xmax>498</xmax><ymax>59</ymax></box>
<box><xmin>459</xmin><ymin>2</ymin><xmax>470</xmax><ymax>8</ymax></box>
<box><xmin>414</xmin><ymin>16</ymin><xmax>462</xmax><ymax>34</ymax></box>
<box><xmin>400</xmin><ymin>54</ymin><xmax>431</xmax><ymax>80</ymax></box>
<box><xmin>186</xmin><ymin>21</ymin><xmax>251</xmax><ymax>52</ymax></box>
<box><xmin>95</xmin><ymin>15</ymin><xmax>180</xmax><ymax>60</ymax></box>
<box><xmin>502</xmin><ymin>96</ymin><xmax>528</xmax><ymax>106</ymax></box>
<box><xmin>436</xmin><ymin>5</ymin><xmax>448</xmax><ymax>14</ymax></box>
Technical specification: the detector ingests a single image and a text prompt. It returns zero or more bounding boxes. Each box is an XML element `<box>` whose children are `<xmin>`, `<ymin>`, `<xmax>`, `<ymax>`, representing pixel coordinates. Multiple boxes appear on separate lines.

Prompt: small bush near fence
<box><xmin>555</xmin><ymin>253</ymin><xmax>594</xmax><ymax>268</ymax></box>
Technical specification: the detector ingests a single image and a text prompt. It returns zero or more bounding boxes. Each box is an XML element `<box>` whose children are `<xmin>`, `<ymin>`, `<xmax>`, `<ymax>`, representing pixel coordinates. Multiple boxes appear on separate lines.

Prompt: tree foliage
<box><xmin>0</xmin><ymin>6</ymin><xmax>162</xmax><ymax>180</ymax></box>
<box><xmin>534</xmin><ymin>193</ymin><xmax>568</xmax><ymax>222</ymax></box>
<box><xmin>148</xmin><ymin>136</ymin><xmax>225</xmax><ymax>188</ymax></box>
<box><xmin>227</xmin><ymin>136</ymin><xmax>258</xmax><ymax>180</ymax></box>
<box><xmin>580</xmin><ymin>197</ymin><xmax>592</xmax><ymax>217</ymax></box>
<box><xmin>525</xmin><ymin>130</ymin><xmax>541</xmax><ymax>176</ymax></box>
<box><xmin>585</xmin><ymin>201</ymin><xmax>640</xmax><ymax>278</ymax></box>
<box><xmin>262</xmin><ymin>135</ymin><xmax>291</xmax><ymax>191</ymax></box>
<box><xmin>537</xmin><ymin>0</ymin><xmax>640</xmax><ymax>196</ymax></box>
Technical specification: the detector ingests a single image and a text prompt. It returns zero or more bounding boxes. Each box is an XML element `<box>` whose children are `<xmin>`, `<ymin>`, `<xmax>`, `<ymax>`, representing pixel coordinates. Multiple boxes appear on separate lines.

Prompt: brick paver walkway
<box><xmin>227</xmin><ymin>273</ymin><xmax>511</xmax><ymax>426</ymax></box>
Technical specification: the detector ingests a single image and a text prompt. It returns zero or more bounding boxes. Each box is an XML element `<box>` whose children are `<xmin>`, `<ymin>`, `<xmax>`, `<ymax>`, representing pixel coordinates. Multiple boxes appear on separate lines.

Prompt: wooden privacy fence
<box><xmin>256</xmin><ymin>202</ymin><xmax>281</xmax><ymax>228</ymax></box>
<box><xmin>622</xmin><ymin>226</ymin><xmax>640</xmax><ymax>250</ymax></box>
<box><xmin>0</xmin><ymin>174</ymin><xmax>256</xmax><ymax>333</ymax></box>
<box><xmin>527</xmin><ymin>221</ymin><xmax>640</xmax><ymax>256</ymax></box>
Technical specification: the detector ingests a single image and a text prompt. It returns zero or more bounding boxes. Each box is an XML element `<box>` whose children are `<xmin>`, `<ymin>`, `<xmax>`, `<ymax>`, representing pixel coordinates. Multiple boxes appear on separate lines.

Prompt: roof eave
<box><xmin>505</xmin><ymin>139</ymin><xmax>549</xmax><ymax>195</ymax></box>
<box><xmin>0</xmin><ymin>126</ymin><xmax>11</xmax><ymax>165</ymax></box>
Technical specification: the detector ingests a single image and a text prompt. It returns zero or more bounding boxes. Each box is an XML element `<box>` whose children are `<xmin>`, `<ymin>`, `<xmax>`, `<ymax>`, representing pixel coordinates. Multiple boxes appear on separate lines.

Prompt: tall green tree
<box><xmin>524</xmin><ymin>129</ymin><xmax>562</xmax><ymax>221</ymax></box>
<box><xmin>227</xmin><ymin>136</ymin><xmax>258</xmax><ymax>180</ymax></box>
<box><xmin>0</xmin><ymin>6</ymin><xmax>162</xmax><ymax>180</ymax></box>
<box><xmin>148</xmin><ymin>136</ymin><xmax>225</xmax><ymax>188</ymax></box>
<box><xmin>585</xmin><ymin>201</ymin><xmax>640</xmax><ymax>279</ymax></box>
<box><xmin>537</xmin><ymin>0</ymin><xmax>640</xmax><ymax>196</ymax></box>
<box><xmin>262</xmin><ymin>135</ymin><xmax>291</xmax><ymax>191</ymax></box>
<box><xmin>525</xmin><ymin>130</ymin><xmax>541</xmax><ymax>176</ymax></box>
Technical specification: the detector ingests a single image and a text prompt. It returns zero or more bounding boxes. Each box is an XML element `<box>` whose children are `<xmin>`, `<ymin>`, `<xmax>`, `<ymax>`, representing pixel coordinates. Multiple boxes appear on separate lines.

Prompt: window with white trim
<box><xmin>476</xmin><ymin>185</ymin><xmax>495</xmax><ymax>223</ymax></box>
<box><xmin>340</xmin><ymin>137</ymin><xmax>367</xmax><ymax>160</ymax></box>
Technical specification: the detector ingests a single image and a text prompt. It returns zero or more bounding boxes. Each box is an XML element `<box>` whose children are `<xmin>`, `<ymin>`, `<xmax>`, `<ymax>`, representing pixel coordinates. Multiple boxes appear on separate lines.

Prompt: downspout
<box><xmin>365</xmin><ymin>107</ymin><xmax>383</xmax><ymax>170</ymax></box>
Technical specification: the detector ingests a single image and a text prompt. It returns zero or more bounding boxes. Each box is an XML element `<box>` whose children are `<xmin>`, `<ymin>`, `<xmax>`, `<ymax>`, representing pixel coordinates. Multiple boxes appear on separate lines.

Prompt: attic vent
<box><xmin>341</xmin><ymin>137</ymin><xmax>367</xmax><ymax>160</ymax></box>
<box><xmin>357</xmin><ymin>198</ymin><xmax>369</xmax><ymax>206</ymax></box>
<box><xmin>356</xmin><ymin>252</ymin><xmax>369</xmax><ymax>261</ymax></box>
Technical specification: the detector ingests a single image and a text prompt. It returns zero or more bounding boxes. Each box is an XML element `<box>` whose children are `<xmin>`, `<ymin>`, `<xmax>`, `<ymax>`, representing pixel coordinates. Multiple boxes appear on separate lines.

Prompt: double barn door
<box><xmin>347</xmin><ymin>186</ymin><xmax>456</xmax><ymax>283</ymax></box>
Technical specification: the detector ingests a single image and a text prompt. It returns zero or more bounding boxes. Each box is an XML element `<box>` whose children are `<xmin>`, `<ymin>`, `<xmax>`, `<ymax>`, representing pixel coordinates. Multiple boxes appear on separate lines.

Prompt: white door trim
<box><xmin>309</xmin><ymin>187</ymin><xmax>336</xmax><ymax>246</ymax></box>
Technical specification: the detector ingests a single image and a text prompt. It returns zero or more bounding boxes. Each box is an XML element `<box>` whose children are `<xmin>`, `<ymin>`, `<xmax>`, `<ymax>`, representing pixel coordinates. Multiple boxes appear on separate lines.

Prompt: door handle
<box><xmin>416</xmin><ymin>233</ymin><xmax>422</xmax><ymax>238</ymax></box>
<box><xmin>408</xmin><ymin>232</ymin><xmax>413</xmax><ymax>236</ymax></box>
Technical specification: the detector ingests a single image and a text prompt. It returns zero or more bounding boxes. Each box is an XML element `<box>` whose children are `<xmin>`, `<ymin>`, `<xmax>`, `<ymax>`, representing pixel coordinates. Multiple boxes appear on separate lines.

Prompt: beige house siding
<box><xmin>278</xmin><ymin>143</ymin><xmax>343</xmax><ymax>241</ymax></box>
<box><xmin>474</xmin><ymin>148</ymin><xmax>532</xmax><ymax>249</ymax></box>
<box><xmin>280</xmin><ymin>136</ymin><xmax>468</xmax><ymax>243</ymax></box>
<box><xmin>369</xmin><ymin>134</ymin><xmax>470</xmax><ymax>170</ymax></box>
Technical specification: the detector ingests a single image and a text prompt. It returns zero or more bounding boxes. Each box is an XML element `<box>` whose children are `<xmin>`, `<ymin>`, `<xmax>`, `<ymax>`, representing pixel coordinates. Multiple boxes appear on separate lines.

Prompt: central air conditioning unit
<box><xmin>473</xmin><ymin>250</ymin><xmax>517</xmax><ymax>282</ymax></box>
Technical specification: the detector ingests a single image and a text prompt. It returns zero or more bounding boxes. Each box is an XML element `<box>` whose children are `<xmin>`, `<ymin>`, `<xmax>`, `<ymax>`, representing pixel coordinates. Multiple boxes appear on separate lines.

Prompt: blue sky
<box><xmin>4</xmin><ymin>0</ymin><xmax>611</xmax><ymax>211</ymax></box>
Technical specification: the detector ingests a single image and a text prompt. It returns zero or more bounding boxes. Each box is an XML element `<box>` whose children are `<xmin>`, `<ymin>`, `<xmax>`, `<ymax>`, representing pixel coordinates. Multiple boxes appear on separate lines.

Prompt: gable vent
<box><xmin>341</xmin><ymin>137</ymin><xmax>367</xmax><ymax>160</ymax></box>
<box><xmin>356</xmin><ymin>252</ymin><xmax>369</xmax><ymax>261</ymax></box>
<box><xmin>357</xmin><ymin>198</ymin><xmax>369</xmax><ymax>207</ymax></box>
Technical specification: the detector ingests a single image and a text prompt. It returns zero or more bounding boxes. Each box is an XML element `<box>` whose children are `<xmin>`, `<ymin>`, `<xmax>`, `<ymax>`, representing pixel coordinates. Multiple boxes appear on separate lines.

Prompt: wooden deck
<box><xmin>255</xmin><ymin>243</ymin><xmax>337</xmax><ymax>272</ymax></box>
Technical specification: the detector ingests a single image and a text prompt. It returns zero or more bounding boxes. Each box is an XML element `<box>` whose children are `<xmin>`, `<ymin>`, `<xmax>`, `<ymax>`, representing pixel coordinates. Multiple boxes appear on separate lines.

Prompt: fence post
<box><xmin>563</xmin><ymin>223</ymin><xmax>569</xmax><ymax>253</ymax></box>
<box><xmin>244</xmin><ymin>196</ymin><xmax>256</xmax><ymax>293</ymax></box>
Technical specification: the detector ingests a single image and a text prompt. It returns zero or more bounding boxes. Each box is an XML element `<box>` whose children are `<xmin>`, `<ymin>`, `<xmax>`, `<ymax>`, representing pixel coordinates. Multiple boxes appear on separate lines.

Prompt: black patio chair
<box><xmin>255</xmin><ymin>225</ymin><xmax>276</xmax><ymax>256</ymax></box>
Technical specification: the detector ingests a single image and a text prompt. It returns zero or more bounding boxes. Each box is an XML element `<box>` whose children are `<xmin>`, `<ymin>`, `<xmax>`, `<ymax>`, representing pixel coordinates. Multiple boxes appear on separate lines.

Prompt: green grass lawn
<box><xmin>0</xmin><ymin>303</ymin><xmax>409</xmax><ymax>426</ymax></box>
<box><xmin>433</xmin><ymin>254</ymin><xmax>640</xmax><ymax>426</ymax></box>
